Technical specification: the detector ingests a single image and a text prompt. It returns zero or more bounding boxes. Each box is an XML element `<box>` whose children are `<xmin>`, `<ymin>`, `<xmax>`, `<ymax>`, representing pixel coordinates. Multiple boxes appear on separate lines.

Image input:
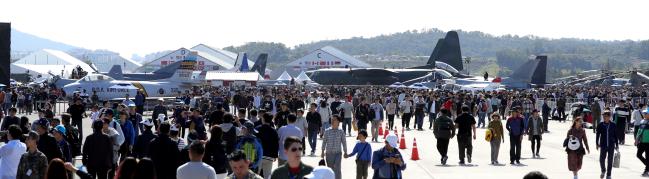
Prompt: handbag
<box><xmin>613</xmin><ymin>150</ymin><xmax>621</xmax><ymax>168</ymax></box>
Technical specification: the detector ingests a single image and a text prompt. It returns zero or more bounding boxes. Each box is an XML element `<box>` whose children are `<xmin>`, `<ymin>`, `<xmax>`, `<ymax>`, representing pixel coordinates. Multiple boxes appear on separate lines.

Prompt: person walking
<box><xmin>321</xmin><ymin>115</ymin><xmax>347</xmax><ymax>179</ymax></box>
<box><xmin>225</xmin><ymin>150</ymin><xmax>263</xmax><ymax>179</ymax></box>
<box><xmin>433</xmin><ymin>109</ymin><xmax>455</xmax><ymax>165</ymax></box>
<box><xmin>0</xmin><ymin>125</ymin><xmax>26</xmax><ymax>179</ymax></box>
<box><xmin>506</xmin><ymin>107</ymin><xmax>525</xmax><ymax>165</ymax></box>
<box><xmin>204</xmin><ymin>126</ymin><xmax>229</xmax><ymax>179</ymax></box>
<box><xmin>345</xmin><ymin>130</ymin><xmax>372</xmax><ymax>179</ymax></box>
<box><xmin>369</xmin><ymin>98</ymin><xmax>384</xmax><ymax>142</ymax></box>
<box><xmin>635</xmin><ymin>108</ymin><xmax>649</xmax><ymax>177</ymax></box>
<box><xmin>596</xmin><ymin>111</ymin><xmax>618</xmax><ymax>179</ymax></box>
<box><xmin>454</xmin><ymin>106</ymin><xmax>476</xmax><ymax>165</ymax></box>
<box><xmin>613</xmin><ymin>100</ymin><xmax>630</xmax><ymax>145</ymax></box>
<box><xmin>386</xmin><ymin>99</ymin><xmax>397</xmax><ymax>130</ymax></box>
<box><xmin>149</xmin><ymin>122</ymin><xmax>181</xmax><ymax>179</ymax></box>
<box><xmin>399</xmin><ymin>95</ymin><xmax>413</xmax><ymax>130</ymax></box>
<box><xmin>565</xmin><ymin>117</ymin><xmax>590</xmax><ymax>179</ymax></box>
<box><xmin>277</xmin><ymin>114</ymin><xmax>304</xmax><ymax>166</ymax></box>
<box><xmin>527</xmin><ymin>110</ymin><xmax>544</xmax><ymax>158</ymax></box>
<box><xmin>270</xmin><ymin>136</ymin><xmax>314</xmax><ymax>179</ymax></box>
<box><xmin>414</xmin><ymin>97</ymin><xmax>427</xmax><ymax>131</ymax></box>
<box><xmin>338</xmin><ymin>100</ymin><xmax>354</xmax><ymax>136</ymax></box>
<box><xmin>133</xmin><ymin>119</ymin><xmax>157</xmax><ymax>159</ymax></box>
<box><xmin>177</xmin><ymin>141</ymin><xmax>217</xmax><ymax>179</ymax></box>
<box><xmin>17</xmin><ymin>131</ymin><xmax>49</xmax><ymax>179</ymax></box>
<box><xmin>371</xmin><ymin>133</ymin><xmax>406</xmax><ymax>179</ymax></box>
<box><xmin>488</xmin><ymin>112</ymin><xmax>505</xmax><ymax>165</ymax></box>
<box><xmin>306</xmin><ymin>103</ymin><xmax>322</xmax><ymax>155</ymax></box>
<box><xmin>83</xmin><ymin>120</ymin><xmax>113</xmax><ymax>179</ymax></box>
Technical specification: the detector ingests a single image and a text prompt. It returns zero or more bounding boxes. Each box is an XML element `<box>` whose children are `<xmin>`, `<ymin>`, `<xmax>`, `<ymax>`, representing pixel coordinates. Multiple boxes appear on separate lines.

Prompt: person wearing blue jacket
<box><xmin>596</xmin><ymin>110</ymin><xmax>619</xmax><ymax>179</ymax></box>
<box><xmin>235</xmin><ymin>121</ymin><xmax>263</xmax><ymax>172</ymax></box>
<box><xmin>372</xmin><ymin>133</ymin><xmax>405</xmax><ymax>179</ymax></box>
<box><xmin>118</xmin><ymin>110</ymin><xmax>136</xmax><ymax>161</ymax></box>
<box><xmin>506</xmin><ymin>107</ymin><xmax>525</xmax><ymax>165</ymax></box>
<box><xmin>346</xmin><ymin>130</ymin><xmax>372</xmax><ymax>179</ymax></box>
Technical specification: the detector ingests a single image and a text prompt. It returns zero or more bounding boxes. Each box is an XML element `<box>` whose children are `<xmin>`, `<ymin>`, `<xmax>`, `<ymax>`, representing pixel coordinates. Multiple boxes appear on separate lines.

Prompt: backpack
<box><xmin>485</xmin><ymin>129</ymin><xmax>493</xmax><ymax>142</ymax></box>
<box><xmin>563</xmin><ymin>135</ymin><xmax>581</xmax><ymax>151</ymax></box>
<box><xmin>239</xmin><ymin>138</ymin><xmax>260</xmax><ymax>169</ymax></box>
<box><xmin>223</xmin><ymin>127</ymin><xmax>237</xmax><ymax>154</ymax></box>
<box><xmin>481</xmin><ymin>102</ymin><xmax>488</xmax><ymax>112</ymax></box>
<box><xmin>66</xmin><ymin>126</ymin><xmax>81</xmax><ymax>157</ymax></box>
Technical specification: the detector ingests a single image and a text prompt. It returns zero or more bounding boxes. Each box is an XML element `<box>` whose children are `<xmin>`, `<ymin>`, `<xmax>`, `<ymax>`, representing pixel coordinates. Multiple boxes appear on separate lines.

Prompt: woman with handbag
<box><xmin>566</xmin><ymin>117</ymin><xmax>590</xmax><ymax>179</ymax></box>
<box><xmin>487</xmin><ymin>112</ymin><xmax>505</xmax><ymax>165</ymax></box>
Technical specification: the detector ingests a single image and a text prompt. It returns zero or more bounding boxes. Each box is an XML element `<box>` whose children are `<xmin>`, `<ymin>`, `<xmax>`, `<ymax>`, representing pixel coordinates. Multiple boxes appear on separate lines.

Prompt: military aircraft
<box><xmin>103</xmin><ymin>53</ymin><xmax>268</xmax><ymax>81</ymax></box>
<box><xmin>307</xmin><ymin>31</ymin><xmax>464</xmax><ymax>85</ymax></box>
<box><xmin>62</xmin><ymin>60</ymin><xmax>202</xmax><ymax>100</ymax></box>
<box><xmin>452</xmin><ymin>55</ymin><xmax>548</xmax><ymax>90</ymax></box>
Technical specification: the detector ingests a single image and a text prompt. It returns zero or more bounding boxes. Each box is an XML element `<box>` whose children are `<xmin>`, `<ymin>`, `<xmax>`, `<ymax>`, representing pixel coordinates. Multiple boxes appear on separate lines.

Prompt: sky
<box><xmin>1</xmin><ymin>0</ymin><xmax>648</xmax><ymax>58</ymax></box>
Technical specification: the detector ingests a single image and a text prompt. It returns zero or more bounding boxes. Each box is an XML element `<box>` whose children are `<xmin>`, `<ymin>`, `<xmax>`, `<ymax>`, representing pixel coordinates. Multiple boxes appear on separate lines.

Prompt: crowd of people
<box><xmin>2</xmin><ymin>84</ymin><xmax>649</xmax><ymax>179</ymax></box>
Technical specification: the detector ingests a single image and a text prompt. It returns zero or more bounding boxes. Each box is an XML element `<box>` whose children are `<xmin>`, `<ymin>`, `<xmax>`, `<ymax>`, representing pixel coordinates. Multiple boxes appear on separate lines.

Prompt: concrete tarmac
<box><xmin>4</xmin><ymin>112</ymin><xmax>647</xmax><ymax>179</ymax></box>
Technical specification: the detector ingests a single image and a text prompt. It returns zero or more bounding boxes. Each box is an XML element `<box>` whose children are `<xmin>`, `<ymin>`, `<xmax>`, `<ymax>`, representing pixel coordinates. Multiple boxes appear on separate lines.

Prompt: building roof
<box><xmin>319</xmin><ymin>46</ymin><xmax>371</xmax><ymax>67</ymax></box>
<box><xmin>138</xmin><ymin>48</ymin><xmax>235</xmax><ymax>70</ymax></box>
<box><xmin>191</xmin><ymin>44</ymin><xmax>255</xmax><ymax>68</ymax></box>
<box><xmin>205</xmin><ymin>71</ymin><xmax>261</xmax><ymax>81</ymax></box>
<box><xmin>12</xmin><ymin>49</ymin><xmax>96</xmax><ymax>76</ymax></box>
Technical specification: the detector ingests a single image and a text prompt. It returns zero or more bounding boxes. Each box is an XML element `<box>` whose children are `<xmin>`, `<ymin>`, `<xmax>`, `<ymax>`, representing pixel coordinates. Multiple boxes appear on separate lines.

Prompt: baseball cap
<box><xmin>140</xmin><ymin>119</ymin><xmax>154</xmax><ymax>127</ymax></box>
<box><xmin>242</xmin><ymin>121</ymin><xmax>257</xmax><ymax>133</ymax></box>
<box><xmin>103</xmin><ymin>109</ymin><xmax>114</xmax><ymax>116</ymax></box>
<box><xmin>386</xmin><ymin>133</ymin><xmax>398</xmax><ymax>148</ymax></box>
<box><xmin>53</xmin><ymin>125</ymin><xmax>66</xmax><ymax>136</ymax></box>
<box><xmin>35</xmin><ymin>118</ymin><xmax>49</xmax><ymax>128</ymax></box>
<box><xmin>304</xmin><ymin>166</ymin><xmax>335</xmax><ymax>179</ymax></box>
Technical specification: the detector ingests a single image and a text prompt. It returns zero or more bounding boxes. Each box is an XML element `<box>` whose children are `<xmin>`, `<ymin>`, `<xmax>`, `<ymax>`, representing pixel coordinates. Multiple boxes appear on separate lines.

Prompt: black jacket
<box><xmin>255</xmin><ymin>124</ymin><xmax>279</xmax><ymax>158</ymax></box>
<box><xmin>149</xmin><ymin>134</ymin><xmax>180</xmax><ymax>179</ymax></box>
<box><xmin>82</xmin><ymin>132</ymin><xmax>113</xmax><ymax>170</ymax></box>
<box><xmin>133</xmin><ymin>129</ymin><xmax>157</xmax><ymax>159</ymax></box>
<box><xmin>38</xmin><ymin>133</ymin><xmax>63</xmax><ymax>162</ymax></box>
<box><xmin>204</xmin><ymin>138</ymin><xmax>228</xmax><ymax>174</ymax></box>
<box><xmin>306</xmin><ymin>111</ymin><xmax>322</xmax><ymax>132</ymax></box>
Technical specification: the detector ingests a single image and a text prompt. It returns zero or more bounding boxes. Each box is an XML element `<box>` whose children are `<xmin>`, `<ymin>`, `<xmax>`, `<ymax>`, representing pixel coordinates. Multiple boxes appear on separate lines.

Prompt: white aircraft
<box><xmin>62</xmin><ymin>60</ymin><xmax>203</xmax><ymax>100</ymax></box>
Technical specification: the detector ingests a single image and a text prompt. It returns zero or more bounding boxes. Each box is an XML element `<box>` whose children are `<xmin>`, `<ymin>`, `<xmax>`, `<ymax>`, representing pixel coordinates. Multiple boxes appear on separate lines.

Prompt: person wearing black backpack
<box><xmin>61</xmin><ymin>113</ymin><xmax>81</xmax><ymax>158</ymax></box>
<box><xmin>221</xmin><ymin>113</ymin><xmax>240</xmax><ymax>155</ymax></box>
<box><xmin>433</xmin><ymin>109</ymin><xmax>455</xmax><ymax>165</ymax></box>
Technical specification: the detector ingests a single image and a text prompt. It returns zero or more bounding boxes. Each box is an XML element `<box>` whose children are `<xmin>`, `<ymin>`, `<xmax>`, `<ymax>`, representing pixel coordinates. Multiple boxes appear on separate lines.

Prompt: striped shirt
<box><xmin>322</xmin><ymin>127</ymin><xmax>347</xmax><ymax>154</ymax></box>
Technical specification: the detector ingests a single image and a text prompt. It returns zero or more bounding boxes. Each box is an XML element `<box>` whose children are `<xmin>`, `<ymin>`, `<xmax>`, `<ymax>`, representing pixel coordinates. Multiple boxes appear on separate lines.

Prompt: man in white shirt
<box><xmin>177</xmin><ymin>141</ymin><xmax>217</xmax><ymax>179</ymax></box>
<box><xmin>0</xmin><ymin>125</ymin><xmax>27</xmax><ymax>179</ymax></box>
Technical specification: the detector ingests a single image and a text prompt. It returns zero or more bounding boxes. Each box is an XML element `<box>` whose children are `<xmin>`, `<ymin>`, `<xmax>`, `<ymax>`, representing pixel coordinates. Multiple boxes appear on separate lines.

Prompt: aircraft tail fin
<box><xmin>250</xmin><ymin>53</ymin><xmax>268</xmax><ymax>76</ymax></box>
<box><xmin>169</xmin><ymin>59</ymin><xmax>197</xmax><ymax>81</ymax></box>
<box><xmin>436</xmin><ymin>31</ymin><xmax>463</xmax><ymax>71</ymax></box>
<box><xmin>153</xmin><ymin>60</ymin><xmax>183</xmax><ymax>75</ymax></box>
<box><xmin>426</xmin><ymin>39</ymin><xmax>445</xmax><ymax>65</ymax></box>
<box><xmin>107</xmin><ymin>65</ymin><xmax>124</xmax><ymax>80</ymax></box>
<box><xmin>509</xmin><ymin>55</ymin><xmax>547</xmax><ymax>85</ymax></box>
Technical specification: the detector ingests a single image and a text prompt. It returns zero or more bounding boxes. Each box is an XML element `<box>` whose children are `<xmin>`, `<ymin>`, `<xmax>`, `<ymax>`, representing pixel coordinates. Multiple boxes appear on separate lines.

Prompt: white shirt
<box><xmin>90</xmin><ymin>111</ymin><xmax>100</xmax><ymax>121</ymax></box>
<box><xmin>177</xmin><ymin>161</ymin><xmax>217</xmax><ymax>179</ymax></box>
<box><xmin>0</xmin><ymin>140</ymin><xmax>27</xmax><ymax>179</ymax></box>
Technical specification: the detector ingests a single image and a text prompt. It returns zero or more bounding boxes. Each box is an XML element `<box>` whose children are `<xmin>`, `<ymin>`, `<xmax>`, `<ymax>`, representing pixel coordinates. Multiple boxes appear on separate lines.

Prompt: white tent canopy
<box><xmin>295</xmin><ymin>71</ymin><xmax>312</xmax><ymax>83</ymax></box>
<box><xmin>11</xmin><ymin>49</ymin><xmax>95</xmax><ymax>77</ymax></box>
<box><xmin>276</xmin><ymin>71</ymin><xmax>293</xmax><ymax>81</ymax></box>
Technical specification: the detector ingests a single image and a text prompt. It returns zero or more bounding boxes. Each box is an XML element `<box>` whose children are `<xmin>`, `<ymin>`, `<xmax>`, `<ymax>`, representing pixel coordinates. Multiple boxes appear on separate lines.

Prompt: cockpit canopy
<box><xmin>80</xmin><ymin>74</ymin><xmax>115</xmax><ymax>82</ymax></box>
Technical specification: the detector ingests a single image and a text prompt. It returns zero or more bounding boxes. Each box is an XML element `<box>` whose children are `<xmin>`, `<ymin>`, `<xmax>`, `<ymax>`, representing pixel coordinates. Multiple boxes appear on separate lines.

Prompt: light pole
<box><xmin>464</xmin><ymin>57</ymin><xmax>471</xmax><ymax>75</ymax></box>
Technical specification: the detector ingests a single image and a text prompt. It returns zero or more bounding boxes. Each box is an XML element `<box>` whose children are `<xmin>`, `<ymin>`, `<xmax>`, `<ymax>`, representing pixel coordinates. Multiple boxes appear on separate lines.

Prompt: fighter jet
<box><xmin>103</xmin><ymin>53</ymin><xmax>268</xmax><ymax>81</ymax></box>
<box><xmin>307</xmin><ymin>31</ymin><xmax>464</xmax><ymax>85</ymax></box>
<box><xmin>62</xmin><ymin>60</ymin><xmax>202</xmax><ymax>101</ymax></box>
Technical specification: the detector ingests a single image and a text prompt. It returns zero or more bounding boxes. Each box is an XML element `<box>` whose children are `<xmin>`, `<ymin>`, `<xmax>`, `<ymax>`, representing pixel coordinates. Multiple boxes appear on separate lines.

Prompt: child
<box><xmin>90</xmin><ymin>105</ymin><xmax>100</xmax><ymax>121</ymax></box>
<box><xmin>345</xmin><ymin>130</ymin><xmax>372</xmax><ymax>179</ymax></box>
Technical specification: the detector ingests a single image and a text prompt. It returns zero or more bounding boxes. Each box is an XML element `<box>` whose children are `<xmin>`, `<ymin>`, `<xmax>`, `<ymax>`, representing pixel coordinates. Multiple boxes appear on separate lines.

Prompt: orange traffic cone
<box><xmin>383</xmin><ymin>128</ymin><xmax>389</xmax><ymax>139</ymax></box>
<box><xmin>411</xmin><ymin>138</ymin><xmax>420</xmax><ymax>160</ymax></box>
<box><xmin>399</xmin><ymin>133</ymin><xmax>407</xmax><ymax>149</ymax></box>
<box><xmin>378</xmin><ymin>122</ymin><xmax>384</xmax><ymax>135</ymax></box>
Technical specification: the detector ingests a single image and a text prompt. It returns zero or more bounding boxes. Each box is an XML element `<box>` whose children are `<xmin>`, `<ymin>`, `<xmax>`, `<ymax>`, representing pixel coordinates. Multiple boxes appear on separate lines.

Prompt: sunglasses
<box><xmin>290</xmin><ymin>147</ymin><xmax>303</xmax><ymax>152</ymax></box>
